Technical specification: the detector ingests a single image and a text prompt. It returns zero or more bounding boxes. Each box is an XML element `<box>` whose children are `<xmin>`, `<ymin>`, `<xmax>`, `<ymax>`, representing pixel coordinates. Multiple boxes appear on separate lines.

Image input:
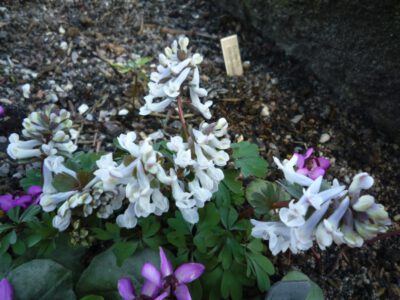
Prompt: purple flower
<box><xmin>118</xmin><ymin>275</ymin><xmax>168</xmax><ymax>300</ymax></box>
<box><xmin>0</xmin><ymin>185</ymin><xmax>42</xmax><ymax>212</ymax></box>
<box><xmin>293</xmin><ymin>148</ymin><xmax>330</xmax><ymax>180</ymax></box>
<box><xmin>141</xmin><ymin>247</ymin><xmax>205</xmax><ymax>300</ymax></box>
<box><xmin>0</xmin><ymin>278</ymin><xmax>13</xmax><ymax>300</ymax></box>
<box><xmin>0</xmin><ymin>105</ymin><xmax>5</xmax><ymax>118</ymax></box>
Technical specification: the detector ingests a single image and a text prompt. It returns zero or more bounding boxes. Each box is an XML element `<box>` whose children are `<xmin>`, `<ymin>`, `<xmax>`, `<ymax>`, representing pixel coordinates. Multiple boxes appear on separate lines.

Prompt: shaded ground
<box><xmin>0</xmin><ymin>0</ymin><xmax>399</xmax><ymax>299</ymax></box>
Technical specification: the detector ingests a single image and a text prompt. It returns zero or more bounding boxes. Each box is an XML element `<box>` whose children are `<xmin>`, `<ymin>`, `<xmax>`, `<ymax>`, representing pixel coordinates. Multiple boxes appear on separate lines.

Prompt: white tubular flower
<box><xmin>341</xmin><ymin>210</ymin><xmax>364</xmax><ymax>248</ymax></box>
<box><xmin>40</xmin><ymin>191</ymin><xmax>77</xmax><ymax>212</ymax></box>
<box><xmin>273</xmin><ymin>156</ymin><xmax>314</xmax><ymax>186</ymax></box>
<box><xmin>315</xmin><ymin>197</ymin><xmax>350</xmax><ymax>250</ymax></box>
<box><xmin>171</xmin><ymin>170</ymin><xmax>195</xmax><ymax>209</ymax></box>
<box><xmin>189</xmin><ymin>68</ymin><xmax>212</xmax><ymax>119</ymax></box>
<box><xmin>152</xmin><ymin>189</ymin><xmax>169</xmax><ymax>216</ymax></box>
<box><xmin>117</xmin><ymin>132</ymin><xmax>139</xmax><ymax>157</ymax></box>
<box><xmin>167</xmin><ymin>136</ymin><xmax>186</xmax><ymax>152</ymax></box>
<box><xmin>140</xmin><ymin>36</ymin><xmax>212</xmax><ymax>118</ymax></box>
<box><xmin>348</xmin><ymin>172</ymin><xmax>374</xmax><ymax>198</ymax></box>
<box><xmin>352</xmin><ymin>194</ymin><xmax>375</xmax><ymax>212</ymax></box>
<box><xmin>188</xmin><ymin>178</ymin><xmax>212</xmax><ymax>207</ymax></box>
<box><xmin>174</xmin><ymin>149</ymin><xmax>194</xmax><ymax>168</ymax></box>
<box><xmin>7</xmin><ymin>105</ymin><xmax>76</xmax><ymax>161</ymax></box>
<box><xmin>52</xmin><ymin>203</ymin><xmax>72</xmax><ymax>232</ymax></box>
<box><xmin>293</xmin><ymin>201</ymin><xmax>330</xmax><ymax>251</ymax></box>
<box><xmin>116</xmin><ymin>204</ymin><xmax>138</xmax><ymax>229</ymax></box>
<box><xmin>250</xmin><ymin>220</ymin><xmax>291</xmax><ymax>255</ymax></box>
<box><xmin>180</xmin><ymin>207</ymin><xmax>199</xmax><ymax>224</ymax></box>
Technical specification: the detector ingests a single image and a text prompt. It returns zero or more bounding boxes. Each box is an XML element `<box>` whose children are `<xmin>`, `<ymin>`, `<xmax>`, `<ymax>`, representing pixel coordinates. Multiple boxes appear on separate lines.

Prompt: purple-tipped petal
<box><xmin>293</xmin><ymin>153</ymin><xmax>305</xmax><ymax>169</ymax></box>
<box><xmin>175</xmin><ymin>263</ymin><xmax>205</xmax><ymax>284</ymax></box>
<box><xmin>174</xmin><ymin>284</ymin><xmax>192</xmax><ymax>300</ymax></box>
<box><xmin>0</xmin><ymin>195</ymin><xmax>15</xmax><ymax>212</ymax></box>
<box><xmin>27</xmin><ymin>185</ymin><xmax>42</xmax><ymax>197</ymax></box>
<box><xmin>159</xmin><ymin>247</ymin><xmax>173</xmax><ymax>277</ymax></box>
<box><xmin>141</xmin><ymin>262</ymin><xmax>162</xmax><ymax>287</ymax></box>
<box><xmin>296</xmin><ymin>167</ymin><xmax>309</xmax><ymax>176</ymax></box>
<box><xmin>0</xmin><ymin>278</ymin><xmax>13</xmax><ymax>300</ymax></box>
<box><xmin>118</xmin><ymin>277</ymin><xmax>135</xmax><ymax>300</ymax></box>
<box><xmin>154</xmin><ymin>291</ymin><xmax>170</xmax><ymax>300</ymax></box>
<box><xmin>304</xmin><ymin>148</ymin><xmax>314</xmax><ymax>159</ymax></box>
<box><xmin>317</xmin><ymin>157</ymin><xmax>330</xmax><ymax>170</ymax></box>
<box><xmin>14</xmin><ymin>195</ymin><xmax>33</xmax><ymax>208</ymax></box>
<box><xmin>308</xmin><ymin>167</ymin><xmax>325</xmax><ymax>180</ymax></box>
<box><xmin>141</xmin><ymin>280</ymin><xmax>162</xmax><ymax>298</ymax></box>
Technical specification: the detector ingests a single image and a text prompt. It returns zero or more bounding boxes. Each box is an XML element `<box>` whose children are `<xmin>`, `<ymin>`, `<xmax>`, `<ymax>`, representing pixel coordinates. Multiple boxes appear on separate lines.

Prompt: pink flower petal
<box><xmin>305</xmin><ymin>148</ymin><xmax>314</xmax><ymax>159</ymax></box>
<box><xmin>0</xmin><ymin>195</ymin><xmax>15</xmax><ymax>212</ymax></box>
<box><xmin>293</xmin><ymin>153</ymin><xmax>305</xmax><ymax>169</ymax></box>
<box><xmin>14</xmin><ymin>195</ymin><xmax>33</xmax><ymax>208</ymax></box>
<box><xmin>141</xmin><ymin>280</ymin><xmax>161</xmax><ymax>298</ymax></box>
<box><xmin>308</xmin><ymin>167</ymin><xmax>325</xmax><ymax>180</ymax></box>
<box><xmin>27</xmin><ymin>185</ymin><xmax>42</xmax><ymax>197</ymax></box>
<box><xmin>154</xmin><ymin>291</ymin><xmax>170</xmax><ymax>300</ymax></box>
<box><xmin>296</xmin><ymin>167</ymin><xmax>309</xmax><ymax>176</ymax></box>
<box><xmin>317</xmin><ymin>157</ymin><xmax>330</xmax><ymax>170</ymax></box>
<box><xmin>118</xmin><ymin>277</ymin><xmax>135</xmax><ymax>300</ymax></box>
<box><xmin>0</xmin><ymin>278</ymin><xmax>13</xmax><ymax>300</ymax></box>
<box><xmin>141</xmin><ymin>262</ymin><xmax>162</xmax><ymax>287</ymax></box>
<box><xmin>175</xmin><ymin>263</ymin><xmax>205</xmax><ymax>284</ymax></box>
<box><xmin>175</xmin><ymin>284</ymin><xmax>192</xmax><ymax>300</ymax></box>
<box><xmin>159</xmin><ymin>247</ymin><xmax>173</xmax><ymax>277</ymax></box>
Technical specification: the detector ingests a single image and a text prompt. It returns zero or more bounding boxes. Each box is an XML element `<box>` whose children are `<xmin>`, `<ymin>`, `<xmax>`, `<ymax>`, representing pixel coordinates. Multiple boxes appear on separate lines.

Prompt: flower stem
<box><xmin>366</xmin><ymin>229</ymin><xmax>400</xmax><ymax>244</ymax></box>
<box><xmin>177</xmin><ymin>96</ymin><xmax>189</xmax><ymax>140</ymax></box>
<box><xmin>271</xmin><ymin>201</ymin><xmax>290</xmax><ymax>209</ymax></box>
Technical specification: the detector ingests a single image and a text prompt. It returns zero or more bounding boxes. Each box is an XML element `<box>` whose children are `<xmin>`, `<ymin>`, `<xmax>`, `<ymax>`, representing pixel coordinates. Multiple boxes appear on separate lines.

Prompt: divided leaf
<box><xmin>231</xmin><ymin>142</ymin><xmax>268</xmax><ymax>178</ymax></box>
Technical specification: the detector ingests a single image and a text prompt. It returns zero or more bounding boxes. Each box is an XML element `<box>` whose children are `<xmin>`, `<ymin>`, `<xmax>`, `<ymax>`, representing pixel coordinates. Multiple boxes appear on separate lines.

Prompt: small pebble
<box><xmin>60</xmin><ymin>41</ymin><xmax>68</xmax><ymax>51</ymax></box>
<box><xmin>21</xmin><ymin>83</ymin><xmax>30</xmax><ymax>98</ymax></box>
<box><xmin>319</xmin><ymin>133</ymin><xmax>331</xmax><ymax>143</ymax></box>
<box><xmin>291</xmin><ymin>114</ymin><xmax>303</xmax><ymax>124</ymax></box>
<box><xmin>85</xmin><ymin>113</ymin><xmax>94</xmax><ymax>121</ymax></box>
<box><xmin>260</xmin><ymin>105</ymin><xmax>270</xmax><ymax>117</ymax></box>
<box><xmin>118</xmin><ymin>109</ymin><xmax>129</xmax><ymax>116</ymax></box>
<box><xmin>59</xmin><ymin>26</ymin><xmax>65</xmax><ymax>35</ymax></box>
<box><xmin>271</xmin><ymin>78</ymin><xmax>279</xmax><ymax>85</ymax></box>
<box><xmin>78</xmin><ymin>103</ymin><xmax>89</xmax><ymax>114</ymax></box>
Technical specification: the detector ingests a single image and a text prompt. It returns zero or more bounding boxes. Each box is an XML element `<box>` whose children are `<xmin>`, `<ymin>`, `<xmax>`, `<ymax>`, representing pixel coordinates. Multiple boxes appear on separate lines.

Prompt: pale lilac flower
<box><xmin>142</xmin><ymin>247</ymin><xmax>205</xmax><ymax>300</ymax></box>
<box><xmin>0</xmin><ymin>185</ymin><xmax>42</xmax><ymax>212</ymax></box>
<box><xmin>118</xmin><ymin>276</ymin><xmax>167</xmax><ymax>300</ymax></box>
<box><xmin>293</xmin><ymin>148</ymin><xmax>330</xmax><ymax>180</ymax></box>
<box><xmin>0</xmin><ymin>278</ymin><xmax>13</xmax><ymax>300</ymax></box>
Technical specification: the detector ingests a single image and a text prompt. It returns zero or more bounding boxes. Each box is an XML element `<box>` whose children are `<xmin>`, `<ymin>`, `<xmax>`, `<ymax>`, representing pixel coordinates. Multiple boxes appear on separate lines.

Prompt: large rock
<box><xmin>217</xmin><ymin>0</ymin><xmax>400</xmax><ymax>139</ymax></box>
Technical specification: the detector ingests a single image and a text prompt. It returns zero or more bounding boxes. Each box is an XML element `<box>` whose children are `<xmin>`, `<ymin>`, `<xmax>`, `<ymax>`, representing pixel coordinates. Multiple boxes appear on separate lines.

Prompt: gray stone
<box><xmin>216</xmin><ymin>0</ymin><xmax>400</xmax><ymax>140</ymax></box>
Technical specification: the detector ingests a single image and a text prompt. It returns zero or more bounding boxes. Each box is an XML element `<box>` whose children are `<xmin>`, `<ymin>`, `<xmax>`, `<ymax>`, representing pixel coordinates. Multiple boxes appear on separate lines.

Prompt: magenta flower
<box><xmin>0</xmin><ymin>105</ymin><xmax>5</xmax><ymax>118</ymax></box>
<box><xmin>0</xmin><ymin>278</ymin><xmax>13</xmax><ymax>300</ymax></box>
<box><xmin>0</xmin><ymin>185</ymin><xmax>42</xmax><ymax>212</ymax></box>
<box><xmin>293</xmin><ymin>148</ymin><xmax>330</xmax><ymax>180</ymax></box>
<box><xmin>141</xmin><ymin>247</ymin><xmax>205</xmax><ymax>300</ymax></box>
<box><xmin>118</xmin><ymin>276</ymin><xmax>167</xmax><ymax>300</ymax></box>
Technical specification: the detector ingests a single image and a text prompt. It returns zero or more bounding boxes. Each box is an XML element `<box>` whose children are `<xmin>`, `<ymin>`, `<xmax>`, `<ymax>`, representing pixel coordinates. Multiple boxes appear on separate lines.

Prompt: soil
<box><xmin>0</xmin><ymin>0</ymin><xmax>399</xmax><ymax>299</ymax></box>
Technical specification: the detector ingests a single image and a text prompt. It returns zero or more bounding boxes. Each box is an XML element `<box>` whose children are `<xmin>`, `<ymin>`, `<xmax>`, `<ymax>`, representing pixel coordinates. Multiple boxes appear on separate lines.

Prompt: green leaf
<box><xmin>280</xmin><ymin>271</ymin><xmax>324</xmax><ymax>300</ymax></box>
<box><xmin>20</xmin><ymin>168</ymin><xmax>42</xmax><ymax>192</ymax></box>
<box><xmin>76</xmin><ymin>248</ymin><xmax>159</xmax><ymax>299</ymax></box>
<box><xmin>246</xmin><ymin>179</ymin><xmax>290</xmax><ymax>215</ymax></box>
<box><xmin>247</xmin><ymin>239</ymin><xmax>264</xmax><ymax>253</ymax></box>
<box><xmin>0</xmin><ymin>223</ymin><xmax>14</xmax><ymax>233</ymax></box>
<box><xmin>247</xmin><ymin>252</ymin><xmax>274</xmax><ymax>292</ymax></box>
<box><xmin>26</xmin><ymin>234</ymin><xmax>42</xmax><ymax>247</ymax></box>
<box><xmin>232</xmin><ymin>141</ymin><xmax>268</xmax><ymax>178</ymax></box>
<box><xmin>266</xmin><ymin>280</ymin><xmax>312</xmax><ymax>300</ymax></box>
<box><xmin>221</xmin><ymin>270</ymin><xmax>242</xmax><ymax>299</ymax></box>
<box><xmin>140</xmin><ymin>216</ymin><xmax>160</xmax><ymax>238</ymax></box>
<box><xmin>19</xmin><ymin>205</ymin><xmax>41</xmax><ymax>223</ymax></box>
<box><xmin>167</xmin><ymin>231</ymin><xmax>187</xmax><ymax>248</ymax></box>
<box><xmin>0</xmin><ymin>252</ymin><xmax>12</xmax><ymax>276</ymax></box>
<box><xmin>219</xmin><ymin>245</ymin><xmax>232</xmax><ymax>270</ymax></box>
<box><xmin>69</xmin><ymin>152</ymin><xmax>103</xmax><ymax>172</ymax></box>
<box><xmin>92</xmin><ymin>223</ymin><xmax>120</xmax><ymax>241</ymax></box>
<box><xmin>113</xmin><ymin>241</ymin><xmax>138</xmax><ymax>267</ymax></box>
<box><xmin>12</xmin><ymin>240</ymin><xmax>26</xmax><ymax>255</ymax></box>
<box><xmin>248</xmin><ymin>252</ymin><xmax>274</xmax><ymax>275</ymax></box>
<box><xmin>219</xmin><ymin>207</ymin><xmax>238</xmax><ymax>230</ymax></box>
<box><xmin>213</xmin><ymin>182</ymin><xmax>231</xmax><ymax>207</ymax></box>
<box><xmin>53</xmin><ymin>173</ymin><xmax>80</xmax><ymax>192</ymax></box>
<box><xmin>223</xmin><ymin>170</ymin><xmax>243</xmax><ymax>194</ymax></box>
<box><xmin>279</xmin><ymin>180</ymin><xmax>304</xmax><ymax>199</ymax></box>
<box><xmin>198</xmin><ymin>203</ymin><xmax>220</xmax><ymax>230</ymax></box>
<box><xmin>7</xmin><ymin>207</ymin><xmax>20</xmax><ymax>223</ymax></box>
<box><xmin>7</xmin><ymin>259</ymin><xmax>76</xmax><ymax>300</ymax></box>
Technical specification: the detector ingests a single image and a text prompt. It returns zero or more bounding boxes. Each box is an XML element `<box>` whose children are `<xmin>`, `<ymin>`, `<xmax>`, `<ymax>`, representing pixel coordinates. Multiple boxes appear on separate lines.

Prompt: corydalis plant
<box><xmin>140</xmin><ymin>36</ymin><xmax>212</xmax><ymax>119</ymax></box>
<box><xmin>251</xmin><ymin>151</ymin><xmax>391</xmax><ymax>255</ymax></box>
<box><xmin>6</xmin><ymin>36</ymin><xmax>231</xmax><ymax>232</ymax></box>
<box><xmin>7</xmin><ymin>105</ymin><xmax>76</xmax><ymax>160</ymax></box>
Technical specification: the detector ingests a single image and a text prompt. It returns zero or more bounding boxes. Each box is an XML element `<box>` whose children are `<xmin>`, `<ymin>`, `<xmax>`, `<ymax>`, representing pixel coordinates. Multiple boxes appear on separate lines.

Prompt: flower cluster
<box><xmin>251</xmin><ymin>153</ymin><xmax>391</xmax><ymax>255</ymax></box>
<box><xmin>7</xmin><ymin>105</ymin><xmax>76</xmax><ymax>160</ymax></box>
<box><xmin>118</xmin><ymin>247</ymin><xmax>205</xmax><ymax>300</ymax></box>
<box><xmin>167</xmin><ymin>118</ymin><xmax>230</xmax><ymax>223</ymax></box>
<box><xmin>140</xmin><ymin>36</ymin><xmax>212</xmax><ymax>119</ymax></box>
<box><xmin>0</xmin><ymin>185</ymin><xmax>42</xmax><ymax>212</ymax></box>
